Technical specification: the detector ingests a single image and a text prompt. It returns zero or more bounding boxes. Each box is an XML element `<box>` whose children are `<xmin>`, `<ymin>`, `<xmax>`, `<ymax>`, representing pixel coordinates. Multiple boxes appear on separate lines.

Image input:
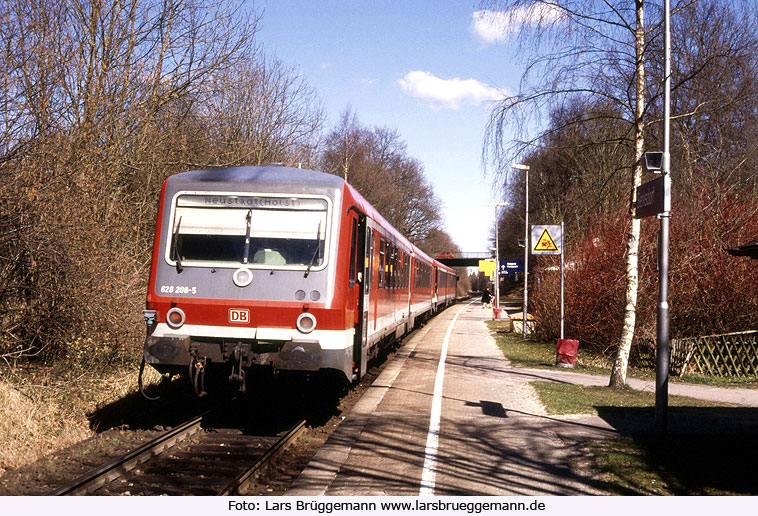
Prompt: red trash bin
<box><xmin>556</xmin><ymin>339</ymin><xmax>579</xmax><ymax>367</ymax></box>
<box><xmin>492</xmin><ymin>308</ymin><xmax>502</xmax><ymax>320</ymax></box>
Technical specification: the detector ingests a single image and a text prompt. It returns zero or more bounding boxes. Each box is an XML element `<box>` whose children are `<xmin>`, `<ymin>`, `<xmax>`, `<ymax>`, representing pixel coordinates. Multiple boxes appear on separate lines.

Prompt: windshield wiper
<box><xmin>171</xmin><ymin>216</ymin><xmax>184</xmax><ymax>273</ymax></box>
<box><xmin>304</xmin><ymin>221</ymin><xmax>322</xmax><ymax>278</ymax></box>
<box><xmin>242</xmin><ymin>209</ymin><xmax>252</xmax><ymax>264</ymax></box>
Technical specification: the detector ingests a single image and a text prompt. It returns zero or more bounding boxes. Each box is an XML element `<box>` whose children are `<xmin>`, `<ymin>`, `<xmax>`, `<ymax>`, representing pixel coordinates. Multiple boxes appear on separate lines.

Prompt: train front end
<box><xmin>142</xmin><ymin>166</ymin><xmax>352</xmax><ymax>394</ymax></box>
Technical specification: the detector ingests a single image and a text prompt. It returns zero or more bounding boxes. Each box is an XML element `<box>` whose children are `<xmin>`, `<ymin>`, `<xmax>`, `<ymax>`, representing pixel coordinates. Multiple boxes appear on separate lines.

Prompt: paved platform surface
<box><xmin>287</xmin><ymin>301</ymin><xmax>758</xmax><ymax>496</ymax></box>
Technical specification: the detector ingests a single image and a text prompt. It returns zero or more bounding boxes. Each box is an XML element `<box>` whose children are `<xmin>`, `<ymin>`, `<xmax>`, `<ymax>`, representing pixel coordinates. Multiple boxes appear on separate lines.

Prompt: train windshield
<box><xmin>167</xmin><ymin>194</ymin><xmax>329</xmax><ymax>269</ymax></box>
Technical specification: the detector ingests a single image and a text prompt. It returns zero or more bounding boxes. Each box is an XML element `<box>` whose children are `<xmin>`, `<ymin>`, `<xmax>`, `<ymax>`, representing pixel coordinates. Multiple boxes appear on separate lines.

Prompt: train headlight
<box><xmin>296</xmin><ymin>313</ymin><xmax>317</xmax><ymax>334</ymax></box>
<box><xmin>233</xmin><ymin>268</ymin><xmax>253</xmax><ymax>287</ymax></box>
<box><xmin>166</xmin><ymin>307</ymin><xmax>186</xmax><ymax>329</ymax></box>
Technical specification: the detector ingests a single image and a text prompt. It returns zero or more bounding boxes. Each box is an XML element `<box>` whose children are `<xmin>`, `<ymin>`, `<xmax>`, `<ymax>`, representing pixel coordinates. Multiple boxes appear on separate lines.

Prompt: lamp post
<box><xmin>655</xmin><ymin>0</ymin><xmax>672</xmax><ymax>435</ymax></box>
<box><xmin>487</xmin><ymin>202</ymin><xmax>508</xmax><ymax>310</ymax></box>
<box><xmin>513</xmin><ymin>164</ymin><xmax>530</xmax><ymax>338</ymax></box>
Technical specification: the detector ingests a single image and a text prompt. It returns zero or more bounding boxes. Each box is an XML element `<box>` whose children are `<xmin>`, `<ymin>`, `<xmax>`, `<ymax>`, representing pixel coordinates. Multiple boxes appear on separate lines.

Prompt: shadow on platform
<box><xmin>593</xmin><ymin>405</ymin><xmax>758</xmax><ymax>495</ymax></box>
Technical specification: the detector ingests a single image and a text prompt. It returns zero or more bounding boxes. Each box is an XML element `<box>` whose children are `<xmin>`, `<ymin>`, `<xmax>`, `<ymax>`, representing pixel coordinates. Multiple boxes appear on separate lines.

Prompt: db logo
<box><xmin>229</xmin><ymin>309</ymin><xmax>250</xmax><ymax>324</ymax></box>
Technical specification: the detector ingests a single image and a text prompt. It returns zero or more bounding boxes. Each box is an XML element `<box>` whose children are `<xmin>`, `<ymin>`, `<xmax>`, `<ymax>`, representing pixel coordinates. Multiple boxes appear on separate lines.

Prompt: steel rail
<box><xmin>51</xmin><ymin>414</ymin><xmax>206</xmax><ymax>496</ymax></box>
<box><xmin>217</xmin><ymin>419</ymin><xmax>307</xmax><ymax>496</ymax></box>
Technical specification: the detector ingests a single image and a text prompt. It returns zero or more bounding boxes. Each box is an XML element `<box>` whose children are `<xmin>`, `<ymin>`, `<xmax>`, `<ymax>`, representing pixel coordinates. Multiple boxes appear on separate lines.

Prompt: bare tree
<box><xmin>197</xmin><ymin>54</ymin><xmax>324</xmax><ymax>168</ymax></box>
<box><xmin>324</xmin><ymin>108</ymin><xmax>361</xmax><ymax>181</ymax></box>
<box><xmin>321</xmin><ymin>113</ymin><xmax>445</xmax><ymax>246</ymax></box>
<box><xmin>418</xmin><ymin>228</ymin><xmax>460</xmax><ymax>256</ymax></box>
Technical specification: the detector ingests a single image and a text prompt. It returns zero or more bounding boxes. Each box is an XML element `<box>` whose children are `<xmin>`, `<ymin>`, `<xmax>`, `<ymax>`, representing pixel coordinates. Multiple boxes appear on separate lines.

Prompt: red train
<box><xmin>141</xmin><ymin>165</ymin><xmax>457</xmax><ymax>395</ymax></box>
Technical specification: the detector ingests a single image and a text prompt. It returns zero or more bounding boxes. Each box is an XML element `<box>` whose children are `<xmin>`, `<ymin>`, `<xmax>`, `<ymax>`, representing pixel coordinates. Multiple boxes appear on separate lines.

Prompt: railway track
<box><xmin>51</xmin><ymin>414</ymin><xmax>306</xmax><ymax>496</ymax></box>
<box><xmin>46</xmin><ymin>314</ymin><xmax>446</xmax><ymax>496</ymax></box>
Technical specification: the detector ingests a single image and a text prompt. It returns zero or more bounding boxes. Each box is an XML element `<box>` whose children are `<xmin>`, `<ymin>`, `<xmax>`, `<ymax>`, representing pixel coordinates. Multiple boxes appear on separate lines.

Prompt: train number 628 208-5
<box><xmin>159</xmin><ymin>285</ymin><xmax>197</xmax><ymax>295</ymax></box>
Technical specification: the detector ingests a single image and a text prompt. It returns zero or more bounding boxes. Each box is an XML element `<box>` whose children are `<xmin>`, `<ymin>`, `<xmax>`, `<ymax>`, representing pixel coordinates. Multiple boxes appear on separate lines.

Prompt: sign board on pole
<box><xmin>478</xmin><ymin>259</ymin><xmax>496</xmax><ymax>278</ymax></box>
<box><xmin>531</xmin><ymin>225</ymin><xmax>562</xmax><ymax>255</ymax></box>
<box><xmin>498</xmin><ymin>260</ymin><xmax>523</xmax><ymax>275</ymax></box>
<box><xmin>635</xmin><ymin>176</ymin><xmax>665</xmax><ymax>219</ymax></box>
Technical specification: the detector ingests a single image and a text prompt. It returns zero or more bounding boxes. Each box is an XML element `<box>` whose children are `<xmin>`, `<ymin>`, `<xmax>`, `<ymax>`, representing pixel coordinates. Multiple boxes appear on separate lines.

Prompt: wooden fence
<box><xmin>632</xmin><ymin>331</ymin><xmax>758</xmax><ymax>377</ymax></box>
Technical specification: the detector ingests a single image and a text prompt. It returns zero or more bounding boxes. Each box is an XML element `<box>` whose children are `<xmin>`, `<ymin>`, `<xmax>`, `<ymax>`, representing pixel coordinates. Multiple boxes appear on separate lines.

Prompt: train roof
<box><xmin>165</xmin><ymin>165</ymin><xmax>345</xmax><ymax>193</ymax></box>
<box><xmin>163</xmin><ymin>165</ymin><xmax>455</xmax><ymax>273</ymax></box>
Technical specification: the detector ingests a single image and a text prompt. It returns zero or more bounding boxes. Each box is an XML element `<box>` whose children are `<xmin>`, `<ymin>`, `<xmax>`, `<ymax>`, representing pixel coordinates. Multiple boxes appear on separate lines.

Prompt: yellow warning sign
<box><xmin>533</xmin><ymin>227</ymin><xmax>560</xmax><ymax>254</ymax></box>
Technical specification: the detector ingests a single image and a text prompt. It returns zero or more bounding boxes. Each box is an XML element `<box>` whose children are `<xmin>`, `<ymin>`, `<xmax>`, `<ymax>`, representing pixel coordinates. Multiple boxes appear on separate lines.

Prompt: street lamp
<box><xmin>487</xmin><ymin>202</ymin><xmax>508</xmax><ymax>310</ymax></box>
<box><xmin>513</xmin><ymin>164</ymin><xmax>530</xmax><ymax>338</ymax></box>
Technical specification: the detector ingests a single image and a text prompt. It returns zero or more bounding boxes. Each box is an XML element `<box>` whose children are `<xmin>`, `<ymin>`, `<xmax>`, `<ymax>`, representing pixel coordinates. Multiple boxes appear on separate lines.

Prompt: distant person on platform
<box><xmin>481</xmin><ymin>288</ymin><xmax>491</xmax><ymax>309</ymax></box>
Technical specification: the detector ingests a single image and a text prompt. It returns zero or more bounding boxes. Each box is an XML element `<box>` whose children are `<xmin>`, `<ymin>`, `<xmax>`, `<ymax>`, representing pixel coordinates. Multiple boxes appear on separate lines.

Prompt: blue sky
<box><xmin>257</xmin><ymin>2</ymin><xmax>526</xmax><ymax>253</ymax></box>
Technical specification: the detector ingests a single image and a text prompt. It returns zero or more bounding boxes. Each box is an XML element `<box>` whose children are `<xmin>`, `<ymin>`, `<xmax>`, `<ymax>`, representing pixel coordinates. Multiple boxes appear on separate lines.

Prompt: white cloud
<box><xmin>472</xmin><ymin>6</ymin><xmax>564</xmax><ymax>45</ymax></box>
<box><xmin>397</xmin><ymin>71</ymin><xmax>502</xmax><ymax>110</ymax></box>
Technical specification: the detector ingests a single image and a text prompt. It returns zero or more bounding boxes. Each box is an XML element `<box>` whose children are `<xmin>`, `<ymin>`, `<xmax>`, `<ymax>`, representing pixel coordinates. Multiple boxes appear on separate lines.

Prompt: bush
<box><xmin>531</xmin><ymin>210</ymin><xmax>629</xmax><ymax>354</ymax></box>
<box><xmin>530</xmin><ymin>192</ymin><xmax>758</xmax><ymax>357</ymax></box>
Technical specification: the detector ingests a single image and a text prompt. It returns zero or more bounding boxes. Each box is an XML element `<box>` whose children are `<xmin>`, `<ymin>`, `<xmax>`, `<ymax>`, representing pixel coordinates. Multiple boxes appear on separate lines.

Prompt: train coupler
<box><xmin>189</xmin><ymin>345</ymin><xmax>208</xmax><ymax>397</ymax></box>
<box><xmin>228</xmin><ymin>343</ymin><xmax>247</xmax><ymax>394</ymax></box>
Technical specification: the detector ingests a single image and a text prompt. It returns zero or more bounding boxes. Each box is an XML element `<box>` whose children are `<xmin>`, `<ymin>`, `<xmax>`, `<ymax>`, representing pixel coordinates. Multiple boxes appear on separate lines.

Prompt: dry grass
<box><xmin>0</xmin><ymin>345</ymin><xmax>160</xmax><ymax>476</ymax></box>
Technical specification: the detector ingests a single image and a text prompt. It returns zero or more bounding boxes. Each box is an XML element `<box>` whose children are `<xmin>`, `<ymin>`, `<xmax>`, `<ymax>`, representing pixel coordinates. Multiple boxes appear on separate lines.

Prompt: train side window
<box><xmin>400</xmin><ymin>251</ymin><xmax>408</xmax><ymax>288</ymax></box>
<box><xmin>399</xmin><ymin>251</ymin><xmax>404</xmax><ymax>289</ymax></box>
<box><xmin>386</xmin><ymin>244</ymin><xmax>391</xmax><ymax>290</ymax></box>
<box><xmin>349</xmin><ymin>218</ymin><xmax>358</xmax><ymax>288</ymax></box>
<box><xmin>406</xmin><ymin>255</ymin><xmax>410</xmax><ymax>288</ymax></box>
<box><xmin>366</xmin><ymin>227</ymin><xmax>373</xmax><ymax>291</ymax></box>
<box><xmin>385</xmin><ymin>240</ymin><xmax>391</xmax><ymax>289</ymax></box>
<box><xmin>391</xmin><ymin>244</ymin><xmax>397</xmax><ymax>289</ymax></box>
<box><xmin>378</xmin><ymin>237</ymin><xmax>385</xmax><ymax>289</ymax></box>
<box><xmin>404</xmin><ymin>253</ymin><xmax>408</xmax><ymax>288</ymax></box>
<box><xmin>388</xmin><ymin>245</ymin><xmax>393</xmax><ymax>290</ymax></box>
<box><xmin>399</xmin><ymin>252</ymin><xmax>403</xmax><ymax>289</ymax></box>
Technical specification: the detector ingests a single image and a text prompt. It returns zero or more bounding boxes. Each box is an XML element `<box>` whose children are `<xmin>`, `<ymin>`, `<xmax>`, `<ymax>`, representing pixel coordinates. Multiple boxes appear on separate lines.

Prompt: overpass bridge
<box><xmin>433</xmin><ymin>252</ymin><xmax>492</xmax><ymax>267</ymax></box>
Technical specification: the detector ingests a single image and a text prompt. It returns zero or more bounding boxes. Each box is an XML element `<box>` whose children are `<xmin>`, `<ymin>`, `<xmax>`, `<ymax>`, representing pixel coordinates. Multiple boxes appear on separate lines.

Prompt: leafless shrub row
<box><xmin>0</xmin><ymin>1</ymin><xmax>327</xmax><ymax>361</ymax></box>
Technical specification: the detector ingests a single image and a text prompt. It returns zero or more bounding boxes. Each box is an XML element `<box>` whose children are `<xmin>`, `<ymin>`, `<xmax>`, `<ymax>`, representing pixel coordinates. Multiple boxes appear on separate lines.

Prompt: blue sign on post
<box><xmin>499</xmin><ymin>260</ymin><xmax>524</xmax><ymax>275</ymax></box>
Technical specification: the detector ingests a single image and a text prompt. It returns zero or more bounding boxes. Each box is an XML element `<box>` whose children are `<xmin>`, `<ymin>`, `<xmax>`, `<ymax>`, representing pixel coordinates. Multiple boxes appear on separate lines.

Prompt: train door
<box><xmin>349</xmin><ymin>213</ymin><xmax>370</xmax><ymax>380</ymax></box>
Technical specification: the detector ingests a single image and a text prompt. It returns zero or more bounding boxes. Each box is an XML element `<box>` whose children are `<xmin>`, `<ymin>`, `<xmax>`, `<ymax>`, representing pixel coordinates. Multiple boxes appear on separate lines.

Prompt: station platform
<box><xmin>286</xmin><ymin>300</ymin><xmax>614</xmax><ymax>496</ymax></box>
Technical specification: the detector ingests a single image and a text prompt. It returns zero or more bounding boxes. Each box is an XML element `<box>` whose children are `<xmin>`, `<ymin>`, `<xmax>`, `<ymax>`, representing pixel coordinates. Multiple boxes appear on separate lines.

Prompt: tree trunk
<box><xmin>609</xmin><ymin>0</ymin><xmax>646</xmax><ymax>388</ymax></box>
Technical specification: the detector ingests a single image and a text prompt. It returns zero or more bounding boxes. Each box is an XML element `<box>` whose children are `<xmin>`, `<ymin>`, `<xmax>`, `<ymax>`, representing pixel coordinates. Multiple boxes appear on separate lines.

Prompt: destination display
<box><xmin>177</xmin><ymin>194</ymin><xmax>328</xmax><ymax>211</ymax></box>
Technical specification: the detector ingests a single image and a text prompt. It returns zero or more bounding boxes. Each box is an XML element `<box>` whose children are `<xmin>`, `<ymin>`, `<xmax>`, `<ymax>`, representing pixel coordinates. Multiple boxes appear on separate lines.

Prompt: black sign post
<box><xmin>634</xmin><ymin>176</ymin><xmax>665</xmax><ymax>219</ymax></box>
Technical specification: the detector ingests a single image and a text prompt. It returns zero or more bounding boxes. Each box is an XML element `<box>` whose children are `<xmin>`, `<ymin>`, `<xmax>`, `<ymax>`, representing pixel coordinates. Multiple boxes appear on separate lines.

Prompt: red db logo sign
<box><xmin>229</xmin><ymin>309</ymin><xmax>249</xmax><ymax>324</ymax></box>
